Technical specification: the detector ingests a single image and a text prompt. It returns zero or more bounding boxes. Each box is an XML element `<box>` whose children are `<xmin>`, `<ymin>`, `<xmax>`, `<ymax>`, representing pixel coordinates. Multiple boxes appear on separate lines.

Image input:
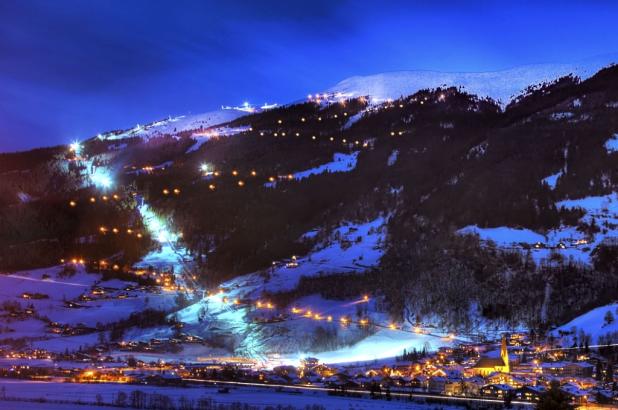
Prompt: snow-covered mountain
<box><xmin>3</xmin><ymin>56</ymin><xmax>618</xmax><ymax>365</ymax></box>
<box><xmin>328</xmin><ymin>54</ymin><xmax>618</xmax><ymax>104</ymax></box>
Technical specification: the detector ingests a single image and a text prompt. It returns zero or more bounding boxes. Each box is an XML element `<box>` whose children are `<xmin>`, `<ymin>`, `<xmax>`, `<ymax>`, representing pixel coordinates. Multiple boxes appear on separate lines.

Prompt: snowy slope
<box><xmin>457</xmin><ymin>225</ymin><xmax>545</xmax><ymax>245</ymax></box>
<box><xmin>553</xmin><ymin>303</ymin><xmax>618</xmax><ymax>344</ymax></box>
<box><xmin>293</xmin><ymin>152</ymin><xmax>359</xmax><ymax>181</ymax></box>
<box><xmin>175</xmin><ymin>217</ymin><xmax>391</xmax><ymax>361</ymax></box>
<box><xmin>328</xmin><ymin>56</ymin><xmax>617</xmax><ymax>104</ymax></box>
<box><xmin>99</xmin><ymin>109</ymin><xmax>247</xmax><ymax>141</ymax></box>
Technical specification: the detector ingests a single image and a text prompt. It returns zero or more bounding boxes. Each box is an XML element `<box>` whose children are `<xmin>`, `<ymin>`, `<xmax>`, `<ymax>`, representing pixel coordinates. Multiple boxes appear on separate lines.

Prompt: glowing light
<box><xmin>69</xmin><ymin>200</ymin><xmax>77</xmax><ymax>207</ymax></box>
<box><xmin>90</xmin><ymin>168</ymin><xmax>113</xmax><ymax>189</ymax></box>
<box><xmin>208</xmin><ymin>184</ymin><xmax>216</xmax><ymax>190</ymax></box>
<box><xmin>162</xmin><ymin>188</ymin><xmax>170</xmax><ymax>195</ymax></box>
<box><xmin>250</xmin><ymin>170</ymin><xmax>257</xmax><ymax>176</ymax></box>
<box><xmin>232</xmin><ymin>170</ymin><xmax>238</xmax><ymax>176</ymax></box>
<box><xmin>362</xmin><ymin>295</ymin><xmax>369</xmax><ymax>302</ymax></box>
<box><xmin>173</xmin><ymin>188</ymin><xmax>180</xmax><ymax>195</ymax></box>
<box><xmin>89</xmin><ymin>197</ymin><xmax>96</xmax><ymax>203</ymax></box>
<box><xmin>268</xmin><ymin>176</ymin><xmax>275</xmax><ymax>182</ymax></box>
<box><xmin>139</xmin><ymin>203</ymin><xmax>179</xmax><ymax>244</ymax></box>
<box><xmin>237</xmin><ymin>180</ymin><xmax>245</xmax><ymax>187</ymax></box>
<box><xmin>277</xmin><ymin>119</ymin><xmax>282</xmax><ymax>124</ymax></box>
<box><xmin>69</xmin><ymin>141</ymin><xmax>82</xmax><ymax>154</ymax></box>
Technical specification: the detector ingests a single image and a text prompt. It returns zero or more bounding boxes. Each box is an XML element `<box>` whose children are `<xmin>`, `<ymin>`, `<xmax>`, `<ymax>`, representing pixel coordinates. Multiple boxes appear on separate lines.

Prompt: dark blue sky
<box><xmin>1</xmin><ymin>1</ymin><xmax>618</xmax><ymax>151</ymax></box>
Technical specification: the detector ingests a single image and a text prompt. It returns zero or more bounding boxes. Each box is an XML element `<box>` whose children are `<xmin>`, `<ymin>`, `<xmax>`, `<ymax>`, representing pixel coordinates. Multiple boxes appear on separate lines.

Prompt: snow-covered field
<box><xmin>458</xmin><ymin>191</ymin><xmax>618</xmax><ymax>265</ymax></box>
<box><xmin>0</xmin><ymin>379</ymin><xmax>466</xmax><ymax>410</ymax></box>
<box><xmin>263</xmin><ymin>216</ymin><xmax>387</xmax><ymax>292</ymax></box>
<box><xmin>457</xmin><ymin>225</ymin><xmax>545</xmax><ymax>246</ymax></box>
<box><xmin>0</xmin><ymin>265</ymin><xmax>178</xmax><ymax>353</ymax></box>
<box><xmin>328</xmin><ymin>55</ymin><xmax>616</xmax><ymax>105</ymax></box>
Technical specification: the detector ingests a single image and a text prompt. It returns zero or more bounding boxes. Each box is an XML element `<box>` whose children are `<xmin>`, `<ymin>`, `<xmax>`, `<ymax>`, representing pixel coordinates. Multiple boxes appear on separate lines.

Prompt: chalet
<box><xmin>517</xmin><ymin>385</ymin><xmax>546</xmax><ymax>402</ymax></box>
<box><xmin>428</xmin><ymin>376</ymin><xmax>447</xmax><ymax>393</ymax></box>
<box><xmin>480</xmin><ymin>383</ymin><xmax>515</xmax><ymax>399</ymax></box>
<box><xmin>541</xmin><ymin>361</ymin><xmax>594</xmax><ymax>378</ymax></box>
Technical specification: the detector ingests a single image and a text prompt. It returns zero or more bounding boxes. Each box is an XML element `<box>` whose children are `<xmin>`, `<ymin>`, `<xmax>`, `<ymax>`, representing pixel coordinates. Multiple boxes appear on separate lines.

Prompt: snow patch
<box><xmin>457</xmin><ymin>225</ymin><xmax>545</xmax><ymax>245</ymax></box>
<box><xmin>542</xmin><ymin>171</ymin><xmax>563</xmax><ymax>190</ymax></box>
<box><xmin>604</xmin><ymin>133</ymin><xmax>618</xmax><ymax>153</ymax></box>
<box><xmin>387</xmin><ymin>149</ymin><xmax>399</xmax><ymax>166</ymax></box>
<box><xmin>293</xmin><ymin>152</ymin><xmax>359</xmax><ymax>181</ymax></box>
<box><xmin>466</xmin><ymin>142</ymin><xmax>488</xmax><ymax>159</ymax></box>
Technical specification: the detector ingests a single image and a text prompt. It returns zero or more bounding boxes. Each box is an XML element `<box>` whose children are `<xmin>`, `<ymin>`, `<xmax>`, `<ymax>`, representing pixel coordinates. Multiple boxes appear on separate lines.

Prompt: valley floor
<box><xmin>0</xmin><ymin>379</ymin><xmax>478</xmax><ymax>410</ymax></box>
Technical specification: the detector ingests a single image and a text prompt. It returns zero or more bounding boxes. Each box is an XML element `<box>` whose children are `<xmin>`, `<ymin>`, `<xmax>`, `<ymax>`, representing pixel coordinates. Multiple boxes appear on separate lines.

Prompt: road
<box><xmin>184</xmin><ymin>377</ymin><xmax>534</xmax><ymax>407</ymax></box>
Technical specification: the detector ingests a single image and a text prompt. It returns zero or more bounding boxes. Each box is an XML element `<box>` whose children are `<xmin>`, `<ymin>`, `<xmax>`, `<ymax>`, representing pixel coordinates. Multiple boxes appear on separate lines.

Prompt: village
<box><xmin>0</xmin><ymin>330</ymin><xmax>616</xmax><ymax>407</ymax></box>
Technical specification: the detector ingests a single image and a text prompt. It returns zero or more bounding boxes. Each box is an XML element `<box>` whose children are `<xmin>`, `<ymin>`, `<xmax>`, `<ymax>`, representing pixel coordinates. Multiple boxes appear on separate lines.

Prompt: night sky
<box><xmin>1</xmin><ymin>1</ymin><xmax>618</xmax><ymax>152</ymax></box>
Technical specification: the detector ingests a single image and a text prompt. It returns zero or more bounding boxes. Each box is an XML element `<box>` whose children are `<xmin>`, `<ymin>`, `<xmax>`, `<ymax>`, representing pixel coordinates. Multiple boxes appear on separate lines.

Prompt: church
<box><xmin>471</xmin><ymin>336</ymin><xmax>510</xmax><ymax>377</ymax></box>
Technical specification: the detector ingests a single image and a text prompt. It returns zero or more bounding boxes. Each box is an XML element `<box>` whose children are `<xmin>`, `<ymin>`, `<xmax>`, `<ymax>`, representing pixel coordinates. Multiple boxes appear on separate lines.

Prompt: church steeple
<box><xmin>500</xmin><ymin>334</ymin><xmax>510</xmax><ymax>373</ymax></box>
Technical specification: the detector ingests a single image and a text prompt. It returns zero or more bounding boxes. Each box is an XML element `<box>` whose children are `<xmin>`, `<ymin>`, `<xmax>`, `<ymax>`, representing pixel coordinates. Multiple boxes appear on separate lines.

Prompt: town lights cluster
<box><xmin>245</xmin><ymin>293</ymin><xmax>454</xmax><ymax>339</ymax></box>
